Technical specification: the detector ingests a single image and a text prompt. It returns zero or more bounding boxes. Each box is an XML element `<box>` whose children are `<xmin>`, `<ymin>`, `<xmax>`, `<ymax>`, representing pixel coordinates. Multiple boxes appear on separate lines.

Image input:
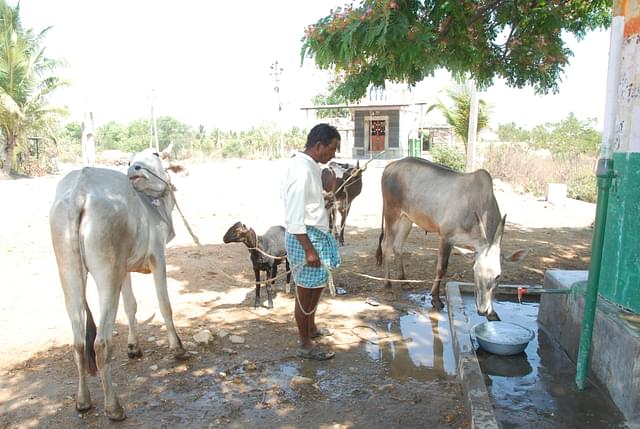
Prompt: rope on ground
<box><xmin>338</xmin><ymin>266</ymin><xmax>440</xmax><ymax>284</ymax></box>
<box><xmin>351</xmin><ymin>325</ymin><xmax>380</xmax><ymax>345</ymax></box>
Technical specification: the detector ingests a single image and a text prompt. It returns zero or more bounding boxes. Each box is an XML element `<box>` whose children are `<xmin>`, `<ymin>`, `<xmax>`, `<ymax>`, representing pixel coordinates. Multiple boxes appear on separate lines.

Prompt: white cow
<box><xmin>49</xmin><ymin>148</ymin><xmax>186</xmax><ymax>421</ymax></box>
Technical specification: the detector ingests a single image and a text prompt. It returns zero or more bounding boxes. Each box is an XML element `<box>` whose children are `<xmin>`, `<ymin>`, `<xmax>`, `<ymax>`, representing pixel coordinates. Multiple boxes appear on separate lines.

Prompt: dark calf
<box><xmin>322</xmin><ymin>161</ymin><xmax>363</xmax><ymax>245</ymax></box>
<box><xmin>223</xmin><ymin>222</ymin><xmax>291</xmax><ymax>309</ymax></box>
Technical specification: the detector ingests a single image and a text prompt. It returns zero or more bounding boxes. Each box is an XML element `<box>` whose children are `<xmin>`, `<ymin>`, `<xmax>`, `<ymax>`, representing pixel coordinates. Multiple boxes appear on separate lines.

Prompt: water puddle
<box><xmin>461</xmin><ymin>295</ymin><xmax>627</xmax><ymax>428</ymax></box>
<box><xmin>361</xmin><ymin>292</ymin><xmax>457</xmax><ymax>382</ymax></box>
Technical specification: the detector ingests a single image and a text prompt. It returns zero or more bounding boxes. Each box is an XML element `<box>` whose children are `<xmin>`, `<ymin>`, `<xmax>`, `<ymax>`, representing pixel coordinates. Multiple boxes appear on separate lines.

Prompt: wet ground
<box><xmin>462</xmin><ymin>295</ymin><xmax>627</xmax><ymax>429</ymax></box>
<box><xmin>0</xmin><ymin>289</ymin><xmax>469</xmax><ymax>429</ymax></box>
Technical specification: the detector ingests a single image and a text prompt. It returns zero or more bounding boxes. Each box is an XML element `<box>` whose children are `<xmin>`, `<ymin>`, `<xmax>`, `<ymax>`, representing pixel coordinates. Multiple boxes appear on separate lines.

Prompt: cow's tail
<box><xmin>75</xmin><ymin>203</ymin><xmax>98</xmax><ymax>377</ymax></box>
<box><xmin>72</xmin><ymin>189</ymin><xmax>98</xmax><ymax>376</ymax></box>
<box><xmin>376</xmin><ymin>204</ymin><xmax>385</xmax><ymax>266</ymax></box>
<box><xmin>84</xmin><ymin>302</ymin><xmax>98</xmax><ymax>376</ymax></box>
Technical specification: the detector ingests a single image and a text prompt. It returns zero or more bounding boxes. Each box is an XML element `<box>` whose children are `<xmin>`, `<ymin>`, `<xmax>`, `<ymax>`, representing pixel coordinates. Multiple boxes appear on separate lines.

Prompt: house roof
<box><xmin>300</xmin><ymin>103</ymin><xmax>412</xmax><ymax>111</ymax></box>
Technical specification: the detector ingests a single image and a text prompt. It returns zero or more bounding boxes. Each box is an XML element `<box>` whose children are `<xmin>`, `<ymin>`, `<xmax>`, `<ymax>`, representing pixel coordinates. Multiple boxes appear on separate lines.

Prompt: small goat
<box><xmin>321</xmin><ymin>161</ymin><xmax>363</xmax><ymax>245</ymax></box>
<box><xmin>222</xmin><ymin>222</ymin><xmax>291</xmax><ymax>309</ymax></box>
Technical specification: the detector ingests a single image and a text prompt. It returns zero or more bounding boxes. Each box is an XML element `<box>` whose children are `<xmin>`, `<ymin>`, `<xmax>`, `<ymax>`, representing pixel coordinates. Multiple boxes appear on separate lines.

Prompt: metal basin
<box><xmin>472</xmin><ymin>321</ymin><xmax>535</xmax><ymax>356</ymax></box>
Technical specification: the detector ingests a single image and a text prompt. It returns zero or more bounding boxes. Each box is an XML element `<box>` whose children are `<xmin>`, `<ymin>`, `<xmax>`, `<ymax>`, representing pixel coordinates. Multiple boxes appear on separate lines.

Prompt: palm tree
<box><xmin>0</xmin><ymin>1</ymin><xmax>67</xmax><ymax>176</ymax></box>
<box><xmin>427</xmin><ymin>82</ymin><xmax>491</xmax><ymax>154</ymax></box>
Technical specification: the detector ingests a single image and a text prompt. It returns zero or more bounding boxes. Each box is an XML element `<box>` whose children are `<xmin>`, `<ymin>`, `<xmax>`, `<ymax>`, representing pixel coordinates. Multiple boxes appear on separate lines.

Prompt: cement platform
<box><xmin>538</xmin><ymin>270</ymin><xmax>640</xmax><ymax>423</ymax></box>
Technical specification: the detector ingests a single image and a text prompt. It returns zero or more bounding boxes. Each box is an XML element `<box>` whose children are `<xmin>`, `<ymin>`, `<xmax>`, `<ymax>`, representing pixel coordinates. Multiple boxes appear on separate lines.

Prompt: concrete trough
<box><xmin>446</xmin><ymin>281</ymin><xmax>499</xmax><ymax>429</ymax></box>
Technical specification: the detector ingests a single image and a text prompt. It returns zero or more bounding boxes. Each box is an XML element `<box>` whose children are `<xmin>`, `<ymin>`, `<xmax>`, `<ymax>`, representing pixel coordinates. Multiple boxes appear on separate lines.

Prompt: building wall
<box><xmin>353</xmin><ymin>109</ymin><xmax>401</xmax><ymax>158</ymax></box>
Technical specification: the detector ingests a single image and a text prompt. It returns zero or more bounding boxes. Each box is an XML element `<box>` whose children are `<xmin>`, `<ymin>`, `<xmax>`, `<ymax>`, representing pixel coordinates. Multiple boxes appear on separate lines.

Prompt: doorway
<box><xmin>364</xmin><ymin>116</ymin><xmax>388</xmax><ymax>153</ymax></box>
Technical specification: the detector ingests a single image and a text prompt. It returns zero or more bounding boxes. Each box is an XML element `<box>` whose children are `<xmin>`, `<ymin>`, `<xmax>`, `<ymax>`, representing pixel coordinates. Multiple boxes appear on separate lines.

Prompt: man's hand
<box><xmin>305</xmin><ymin>248</ymin><xmax>321</xmax><ymax>268</ymax></box>
<box><xmin>295</xmin><ymin>233</ymin><xmax>321</xmax><ymax>267</ymax></box>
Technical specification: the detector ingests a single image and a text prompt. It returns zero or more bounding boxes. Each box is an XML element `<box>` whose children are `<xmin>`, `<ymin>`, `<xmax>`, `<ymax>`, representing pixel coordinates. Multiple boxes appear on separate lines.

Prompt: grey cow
<box><xmin>376</xmin><ymin>157</ymin><xmax>524</xmax><ymax>319</ymax></box>
<box><xmin>49</xmin><ymin>148</ymin><xmax>186</xmax><ymax>421</ymax></box>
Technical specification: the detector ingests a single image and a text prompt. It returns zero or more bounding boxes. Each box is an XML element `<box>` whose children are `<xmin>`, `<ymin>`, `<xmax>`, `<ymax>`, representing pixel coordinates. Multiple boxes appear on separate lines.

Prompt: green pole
<box><xmin>575</xmin><ymin>158</ymin><xmax>614</xmax><ymax>390</ymax></box>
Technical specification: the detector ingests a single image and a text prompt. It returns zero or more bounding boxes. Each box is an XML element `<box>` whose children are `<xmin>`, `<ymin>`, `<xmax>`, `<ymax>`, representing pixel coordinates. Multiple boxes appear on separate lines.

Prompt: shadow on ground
<box><xmin>0</xmin><ymin>222</ymin><xmax>591</xmax><ymax>428</ymax></box>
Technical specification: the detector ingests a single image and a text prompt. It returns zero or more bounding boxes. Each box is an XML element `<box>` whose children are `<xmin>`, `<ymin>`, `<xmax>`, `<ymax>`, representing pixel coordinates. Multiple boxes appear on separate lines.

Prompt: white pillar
<box><xmin>81</xmin><ymin>111</ymin><xmax>95</xmax><ymax>167</ymax></box>
<box><xmin>466</xmin><ymin>81</ymin><xmax>479</xmax><ymax>172</ymax></box>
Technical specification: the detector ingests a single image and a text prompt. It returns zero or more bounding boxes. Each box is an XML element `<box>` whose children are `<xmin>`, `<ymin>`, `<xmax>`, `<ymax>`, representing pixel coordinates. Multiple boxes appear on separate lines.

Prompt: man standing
<box><xmin>282</xmin><ymin>123</ymin><xmax>341</xmax><ymax>360</ymax></box>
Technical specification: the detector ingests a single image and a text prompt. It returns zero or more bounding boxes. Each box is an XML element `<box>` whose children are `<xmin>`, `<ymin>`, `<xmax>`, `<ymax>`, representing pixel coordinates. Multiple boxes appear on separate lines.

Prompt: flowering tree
<box><xmin>301</xmin><ymin>0</ymin><xmax>610</xmax><ymax>102</ymax></box>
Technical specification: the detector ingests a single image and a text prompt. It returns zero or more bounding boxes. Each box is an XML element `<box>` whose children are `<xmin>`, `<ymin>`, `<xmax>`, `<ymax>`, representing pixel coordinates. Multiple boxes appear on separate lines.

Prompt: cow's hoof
<box><xmin>173</xmin><ymin>348</ymin><xmax>190</xmax><ymax>360</ymax></box>
<box><xmin>106</xmin><ymin>403</ymin><xmax>126</xmax><ymax>421</ymax></box>
<box><xmin>386</xmin><ymin>288</ymin><xmax>400</xmax><ymax>301</ymax></box>
<box><xmin>268</xmin><ymin>302</ymin><xmax>274</xmax><ymax>310</ymax></box>
<box><xmin>127</xmin><ymin>344</ymin><xmax>143</xmax><ymax>359</ymax></box>
<box><xmin>431</xmin><ymin>299</ymin><xmax>445</xmax><ymax>311</ymax></box>
<box><xmin>75</xmin><ymin>401</ymin><xmax>92</xmax><ymax>413</ymax></box>
<box><xmin>487</xmin><ymin>312</ymin><xmax>501</xmax><ymax>321</ymax></box>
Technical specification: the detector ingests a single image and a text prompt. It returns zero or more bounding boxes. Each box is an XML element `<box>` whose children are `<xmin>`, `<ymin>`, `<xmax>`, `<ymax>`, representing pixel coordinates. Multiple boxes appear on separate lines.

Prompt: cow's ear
<box><xmin>453</xmin><ymin>246</ymin><xmax>476</xmax><ymax>262</ymax></box>
<box><xmin>166</xmin><ymin>162</ymin><xmax>188</xmax><ymax>176</ymax></box>
<box><xmin>502</xmin><ymin>249</ymin><xmax>528</xmax><ymax>263</ymax></box>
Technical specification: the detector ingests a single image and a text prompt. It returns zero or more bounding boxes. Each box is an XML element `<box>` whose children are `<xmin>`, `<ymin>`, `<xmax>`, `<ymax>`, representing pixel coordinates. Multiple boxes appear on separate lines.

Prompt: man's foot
<box><xmin>310</xmin><ymin>327</ymin><xmax>333</xmax><ymax>339</ymax></box>
<box><xmin>297</xmin><ymin>347</ymin><xmax>335</xmax><ymax>361</ymax></box>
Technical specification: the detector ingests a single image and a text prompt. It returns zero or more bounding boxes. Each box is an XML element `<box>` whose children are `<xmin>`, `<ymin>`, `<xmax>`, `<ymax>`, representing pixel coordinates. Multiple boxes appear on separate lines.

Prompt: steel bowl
<box><xmin>471</xmin><ymin>321</ymin><xmax>535</xmax><ymax>356</ymax></box>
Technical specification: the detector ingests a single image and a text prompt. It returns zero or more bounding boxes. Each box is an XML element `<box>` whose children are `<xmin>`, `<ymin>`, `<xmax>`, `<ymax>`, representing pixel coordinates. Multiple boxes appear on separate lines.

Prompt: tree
<box><xmin>0</xmin><ymin>1</ymin><xmax>67</xmax><ymax>176</ymax></box>
<box><xmin>97</xmin><ymin>121</ymin><xmax>127</xmax><ymax>151</ymax></box>
<box><xmin>428</xmin><ymin>83</ymin><xmax>490</xmax><ymax>152</ymax></box>
<box><xmin>531</xmin><ymin>112</ymin><xmax>600</xmax><ymax>159</ymax></box>
<box><xmin>155</xmin><ymin>116</ymin><xmax>193</xmax><ymax>155</ymax></box>
<box><xmin>497</xmin><ymin>122</ymin><xmax>530</xmax><ymax>143</ymax></box>
<box><xmin>301</xmin><ymin>1</ymin><xmax>610</xmax><ymax>102</ymax></box>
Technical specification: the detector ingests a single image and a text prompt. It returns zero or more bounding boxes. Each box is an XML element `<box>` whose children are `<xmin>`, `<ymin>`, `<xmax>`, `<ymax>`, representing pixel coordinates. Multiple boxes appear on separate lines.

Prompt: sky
<box><xmin>18</xmin><ymin>0</ymin><xmax>611</xmax><ymax>132</ymax></box>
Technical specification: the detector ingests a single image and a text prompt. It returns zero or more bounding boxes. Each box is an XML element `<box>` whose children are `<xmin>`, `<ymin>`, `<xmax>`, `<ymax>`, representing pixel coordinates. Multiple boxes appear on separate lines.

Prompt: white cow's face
<box><xmin>473</xmin><ymin>243</ymin><xmax>502</xmax><ymax>317</ymax></box>
<box><xmin>127</xmin><ymin>149</ymin><xmax>171</xmax><ymax>198</ymax></box>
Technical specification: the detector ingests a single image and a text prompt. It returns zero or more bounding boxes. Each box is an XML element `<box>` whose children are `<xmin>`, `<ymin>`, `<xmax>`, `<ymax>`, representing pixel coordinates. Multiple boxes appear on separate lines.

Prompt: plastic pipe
<box><xmin>576</xmin><ymin>158</ymin><xmax>615</xmax><ymax>390</ymax></box>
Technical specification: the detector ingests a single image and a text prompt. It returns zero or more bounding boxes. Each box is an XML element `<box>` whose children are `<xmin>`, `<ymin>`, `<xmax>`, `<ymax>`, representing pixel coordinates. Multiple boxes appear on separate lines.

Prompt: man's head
<box><xmin>305</xmin><ymin>123</ymin><xmax>340</xmax><ymax>164</ymax></box>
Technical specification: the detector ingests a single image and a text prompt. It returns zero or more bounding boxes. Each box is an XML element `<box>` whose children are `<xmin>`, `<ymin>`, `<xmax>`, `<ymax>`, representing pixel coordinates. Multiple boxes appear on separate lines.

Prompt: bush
<box><xmin>221</xmin><ymin>140</ymin><xmax>246</xmax><ymax>159</ymax></box>
<box><xmin>482</xmin><ymin>142</ymin><xmax>597</xmax><ymax>201</ymax></box>
<box><xmin>432</xmin><ymin>145</ymin><xmax>466</xmax><ymax>171</ymax></box>
<box><xmin>568</xmin><ymin>169</ymin><xmax>597</xmax><ymax>203</ymax></box>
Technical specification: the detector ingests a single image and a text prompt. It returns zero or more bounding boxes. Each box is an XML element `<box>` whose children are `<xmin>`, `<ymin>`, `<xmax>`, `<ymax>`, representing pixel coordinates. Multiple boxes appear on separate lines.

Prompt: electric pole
<box><xmin>270</xmin><ymin>60</ymin><xmax>284</xmax><ymax>158</ymax></box>
<box><xmin>149</xmin><ymin>89</ymin><xmax>159</xmax><ymax>152</ymax></box>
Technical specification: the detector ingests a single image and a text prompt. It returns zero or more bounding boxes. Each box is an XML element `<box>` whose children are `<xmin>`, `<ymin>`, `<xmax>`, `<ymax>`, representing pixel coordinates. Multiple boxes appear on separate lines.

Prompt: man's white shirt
<box><xmin>281</xmin><ymin>152</ymin><xmax>330</xmax><ymax>234</ymax></box>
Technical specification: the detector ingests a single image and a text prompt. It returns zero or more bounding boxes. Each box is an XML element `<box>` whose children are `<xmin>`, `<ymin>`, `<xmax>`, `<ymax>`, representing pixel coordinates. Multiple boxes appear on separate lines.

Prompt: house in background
<box><xmin>301</xmin><ymin>82</ymin><xmax>453</xmax><ymax>160</ymax></box>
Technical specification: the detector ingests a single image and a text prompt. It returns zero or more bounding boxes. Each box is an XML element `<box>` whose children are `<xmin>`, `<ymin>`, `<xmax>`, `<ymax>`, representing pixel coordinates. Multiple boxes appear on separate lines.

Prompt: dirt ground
<box><xmin>0</xmin><ymin>159</ymin><xmax>595</xmax><ymax>429</ymax></box>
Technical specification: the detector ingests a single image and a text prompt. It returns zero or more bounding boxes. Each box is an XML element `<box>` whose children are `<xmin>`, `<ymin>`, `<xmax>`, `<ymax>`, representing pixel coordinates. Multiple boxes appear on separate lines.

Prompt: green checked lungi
<box><xmin>285</xmin><ymin>226</ymin><xmax>341</xmax><ymax>288</ymax></box>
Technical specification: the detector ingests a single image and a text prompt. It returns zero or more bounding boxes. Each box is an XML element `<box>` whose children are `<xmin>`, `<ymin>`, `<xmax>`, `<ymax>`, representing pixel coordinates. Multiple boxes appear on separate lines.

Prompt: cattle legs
<box><xmin>337</xmin><ymin>202</ymin><xmax>350</xmax><ymax>246</ymax></box>
<box><xmin>267</xmin><ymin>265</ymin><xmax>277</xmax><ymax>309</ymax></box>
<box><xmin>62</xmin><ymin>295</ymin><xmax>93</xmax><ymax>413</ymax></box>
<box><xmin>285</xmin><ymin>259</ymin><xmax>292</xmax><ymax>293</ymax></box>
<box><xmin>430</xmin><ymin>239</ymin><xmax>453</xmax><ymax>311</ymax></box>
<box><xmin>253</xmin><ymin>267</ymin><xmax>276</xmax><ymax>309</ymax></box>
<box><xmin>151</xmin><ymin>259</ymin><xmax>186</xmax><ymax>360</ymax></box>
<box><xmin>93</xmin><ymin>275</ymin><xmax>126</xmax><ymax>421</ymax></box>
<box><xmin>55</xmin><ymin>241</ymin><xmax>94</xmax><ymax>414</ymax></box>
<box><xmin>381</xmin><ymin>216</ymin><xmax>413</xmax><ymax>298</ymax></box>
<box><xmin>121</xmin><ymin>274</ymin><xmax>142</xmax><ymax>358</ymax></box>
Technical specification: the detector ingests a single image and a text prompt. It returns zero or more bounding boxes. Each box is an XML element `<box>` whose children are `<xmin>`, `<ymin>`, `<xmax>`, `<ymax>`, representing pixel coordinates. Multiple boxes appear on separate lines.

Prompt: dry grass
<box><xmin>481</xmin><ymin>142</ymin><xmax>597</xmax><ymax>202</ymax></box>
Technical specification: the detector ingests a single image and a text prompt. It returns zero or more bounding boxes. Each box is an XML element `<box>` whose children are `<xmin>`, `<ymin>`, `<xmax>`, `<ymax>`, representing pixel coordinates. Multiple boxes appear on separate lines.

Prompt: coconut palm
<box><xmin>427</xmin><ymin>82</ymin><xmax>491</xmax><ymax>154</ymax></box>
<box><xmin>0</xmin><ymin>1</ymin><xmax>67</xmax><ymax>176</ymax></box>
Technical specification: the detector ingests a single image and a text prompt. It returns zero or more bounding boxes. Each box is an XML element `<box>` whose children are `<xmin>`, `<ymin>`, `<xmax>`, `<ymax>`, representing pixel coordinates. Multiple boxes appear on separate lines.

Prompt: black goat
<box><xmin>222</xmin><ymin>222</ymin><xmax>290</xmax><ymax>309</ymax></box>
<box><xmin>322</xmin><ymin>161</ymin><xmax>363</xmax><ymax>245</ymax></box>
